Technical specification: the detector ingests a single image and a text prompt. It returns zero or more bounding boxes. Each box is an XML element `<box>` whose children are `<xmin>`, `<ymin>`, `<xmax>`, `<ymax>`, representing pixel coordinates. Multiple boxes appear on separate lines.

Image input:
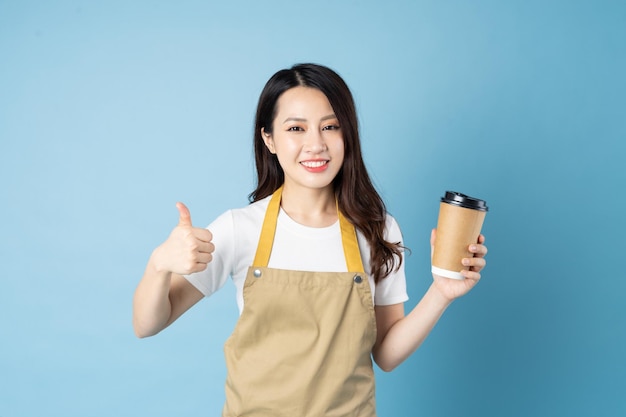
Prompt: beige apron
<box><xmin>223</xmin><ymin>186</ymin><xmax>378</xmax><ymax>417</ymax></box>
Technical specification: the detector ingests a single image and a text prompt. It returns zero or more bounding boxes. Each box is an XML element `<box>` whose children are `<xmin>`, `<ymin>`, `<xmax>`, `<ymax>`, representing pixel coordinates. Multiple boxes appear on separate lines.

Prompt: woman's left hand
<box><xmin>430</xmin><ymin>229</ymin><xmax>488</xmax><ymax>301</ymax></box>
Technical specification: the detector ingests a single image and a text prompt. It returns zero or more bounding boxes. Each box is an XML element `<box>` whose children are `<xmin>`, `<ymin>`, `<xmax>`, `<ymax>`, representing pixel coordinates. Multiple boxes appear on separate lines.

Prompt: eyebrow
<box><xmin>283</xmin><ymin>114</ymin><xmax>337</xmax><ymax>123</ymax></box>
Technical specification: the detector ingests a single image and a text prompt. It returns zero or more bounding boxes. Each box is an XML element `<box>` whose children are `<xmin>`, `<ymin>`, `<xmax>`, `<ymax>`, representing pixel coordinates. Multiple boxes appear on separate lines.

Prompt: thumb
<box><xmin>176</xmin><ymin>202</ymin><xmax>192</xmax><ymax>227</ymax></box>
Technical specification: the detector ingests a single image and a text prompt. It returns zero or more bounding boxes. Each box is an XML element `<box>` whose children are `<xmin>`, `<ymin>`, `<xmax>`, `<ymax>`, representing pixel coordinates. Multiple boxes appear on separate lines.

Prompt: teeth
<box><xmin>301</xmin><ymin>161</ymin><xmax>327</xmax><ymax>168</ymax></box>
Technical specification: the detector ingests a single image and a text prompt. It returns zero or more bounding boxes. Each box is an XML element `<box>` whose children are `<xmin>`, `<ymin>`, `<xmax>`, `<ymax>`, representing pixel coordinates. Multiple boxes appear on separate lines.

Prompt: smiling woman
<box><xmin>132</xmin><ymin>63</ymin><xmax>488</xmax><ymax>416</ymax></box>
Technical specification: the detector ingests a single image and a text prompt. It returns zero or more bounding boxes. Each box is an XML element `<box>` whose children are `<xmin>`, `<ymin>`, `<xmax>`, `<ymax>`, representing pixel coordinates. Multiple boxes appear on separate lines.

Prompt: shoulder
<box><xmin>205</xmin><ymin>195</ymin><xmax>271</xmax><ymax>239</ymax></box>
<box><xmin>229</xmin><ymin>195</ymin><xmax>271</xmax><ymax>227</ymax></box>
<box><xmin>207</xmin><ymin>195</ymin><xmax>272</xmax><ymax>244</ymax></box>
<box><xmin>383</xmin><ymin>213</ymin><xmax>403</xmax><ymax>243</ymax></box>
<box><xmin>355</xmin><ymin>213</ymin><xmax>403</xmax><ymax>250</ymax></box>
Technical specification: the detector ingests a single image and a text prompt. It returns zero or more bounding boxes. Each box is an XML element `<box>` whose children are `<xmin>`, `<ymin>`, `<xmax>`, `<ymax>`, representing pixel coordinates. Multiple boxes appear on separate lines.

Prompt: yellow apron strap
<box><xmin>337</xmin><ymin>207</ymin><xmax>365</xmax><ymax>273</ymax></box>
<box><xmin>252</xmin><ymin>186</ymin><xmax>283</xmax><ymax>267</ymax></box>
<box><xmin>252</xmin><ymin>186</ymin><xmax>365</xmax><ymax>273</ymax></box>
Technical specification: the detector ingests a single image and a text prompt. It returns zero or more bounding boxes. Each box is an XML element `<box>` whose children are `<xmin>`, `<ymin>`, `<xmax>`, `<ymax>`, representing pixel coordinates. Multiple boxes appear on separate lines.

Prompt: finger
<box><xmin>176</xmin><ymin>202</ymin><xmax>192</xmax><ymax>227</ymax></box>
<box><xmin>189</xmin><ymin>262</ymin><xmax>209</xmax><ymax>273</ymax></box>
<box><xmin>188</xmin><ymin>253</ymin><xmax>214</xmax><ymax>273</ymax></box>
<box><xmin>477</xmin><ymin>234</ymin><xmax>486</xmax><ymax>244</ymax></box>
<box><xmin>469</xmin><ymin>243</ymin><xmax>488</xmax><ymax>257</ymax></box>
<box><xmin>194</xmin><ymin>240</ymin><xmax>215</xmax><ymax>254</ymax></box>
<box><xmin>193</xmin><ymin>228</ymin><xmax>213</xmax><ymax>243</ymax></box>
<box><xmin>461</xmin><ymin>269</ymin><xmax>481</xmax><ymax>281</ymax></box>
<box><xmin>194</xmin><ymin>252</ymin><xmax>213</xmax><ymax>264</ymax></box>
<box><xmin>462</xmin><ymin>256</ymin><xmax>486</xmax><ymax>271</ymax></box>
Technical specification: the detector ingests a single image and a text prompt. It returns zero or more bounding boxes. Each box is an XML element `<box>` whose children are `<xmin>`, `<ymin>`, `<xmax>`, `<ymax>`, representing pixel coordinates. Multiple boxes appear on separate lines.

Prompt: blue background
<box><xmin>1</xmin><ymin>1</ymin><xmax>624</xmax><ymax>416</ymax></box>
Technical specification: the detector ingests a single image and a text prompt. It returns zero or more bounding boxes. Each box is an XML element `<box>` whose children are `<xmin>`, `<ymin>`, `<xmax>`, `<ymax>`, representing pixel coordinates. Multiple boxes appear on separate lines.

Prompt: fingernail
<box><xmin>462</xmin><ymin>258</ymin><xmax>470</xmax><ymax>266</ymax></box>
<box><xmin>470</xmin><ymin>245</ymin><xmax>477</xmax><ymax>252</ymax></box>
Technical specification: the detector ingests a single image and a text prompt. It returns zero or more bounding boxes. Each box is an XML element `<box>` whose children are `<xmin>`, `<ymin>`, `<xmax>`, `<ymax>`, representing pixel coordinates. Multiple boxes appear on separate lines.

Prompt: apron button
<box><xmin>353</xmin><ymin>275</ymin><xmax>363</xmax><ymax>284</ymax></box>
<box><xmin>253</xmin><ymin>269</ymin><xmax>262</xmax><ymax>278</ymax></box>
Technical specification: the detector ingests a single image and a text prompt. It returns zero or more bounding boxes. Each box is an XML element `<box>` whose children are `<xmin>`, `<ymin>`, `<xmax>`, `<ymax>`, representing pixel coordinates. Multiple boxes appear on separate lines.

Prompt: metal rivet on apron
<box><xmin>253</xmin><ymin>269</ymin><xmax>262</xmax><ymax>278</ymax></box>
<box><xmin>353</xmin><ymin>274</ymin><xmax>363</xmax><ymax>284</ymax></box>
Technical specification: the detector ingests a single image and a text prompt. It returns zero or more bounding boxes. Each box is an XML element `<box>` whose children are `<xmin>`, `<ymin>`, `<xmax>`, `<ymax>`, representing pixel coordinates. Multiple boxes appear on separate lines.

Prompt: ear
<box><xmin>261</xmin><ymin>128</ymin><xmax>276</xmax><ymax>154</ymax></box>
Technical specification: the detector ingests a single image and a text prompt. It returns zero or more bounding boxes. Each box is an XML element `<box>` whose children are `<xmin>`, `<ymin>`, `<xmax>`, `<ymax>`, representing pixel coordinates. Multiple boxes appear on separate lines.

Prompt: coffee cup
<box><xmin>432</xmin><ymin>191</ymin><xmax>488</xmax><ymax>280</ymax></box>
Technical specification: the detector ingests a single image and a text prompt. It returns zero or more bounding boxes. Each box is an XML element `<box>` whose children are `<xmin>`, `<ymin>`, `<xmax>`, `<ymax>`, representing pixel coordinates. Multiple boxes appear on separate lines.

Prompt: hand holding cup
<box><xmin>430</xmin><ymin>191</ymin><xmax>489</xmax><ymax>298</ymax></box>
<box><xmin>431</xmin><ymin>229</ymin><xmax>488</xmax><ymax>300</ymax></box>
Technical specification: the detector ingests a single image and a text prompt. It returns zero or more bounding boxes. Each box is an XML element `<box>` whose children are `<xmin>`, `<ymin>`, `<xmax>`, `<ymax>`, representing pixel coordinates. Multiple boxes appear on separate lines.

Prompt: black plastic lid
<box><xmin>441</xmin><ymin>191</ymin><xmax>488</xmax><ymax>211</ymax></box>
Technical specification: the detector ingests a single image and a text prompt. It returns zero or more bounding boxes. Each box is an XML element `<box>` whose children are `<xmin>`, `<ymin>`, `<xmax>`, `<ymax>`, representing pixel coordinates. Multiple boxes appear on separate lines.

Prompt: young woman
<box><xmin>133</xmin><ymin>63</ymin><xmax>488</xmax><ymax>416</ymax></box>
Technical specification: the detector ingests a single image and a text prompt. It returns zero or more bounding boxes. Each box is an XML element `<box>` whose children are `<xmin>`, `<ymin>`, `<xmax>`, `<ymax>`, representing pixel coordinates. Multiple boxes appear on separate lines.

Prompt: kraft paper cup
<box><xmin>432</xmin><ymin>191</ymin><xmax>488</xmax><ymax>280</ymax></box>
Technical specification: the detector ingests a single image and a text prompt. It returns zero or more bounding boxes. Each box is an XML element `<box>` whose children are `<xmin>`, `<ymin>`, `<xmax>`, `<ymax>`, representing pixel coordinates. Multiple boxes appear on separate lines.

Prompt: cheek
<box><xmin>336</xmin><ymin>145</ymin><xmax>345</xmax><ymax>161</ymax></box>
<box><xmin>272</xmin><ymin>136</ymin><xmax>300</xmax><ymax>160</ymax></box>
<box><xmin>330</xmin><ymin>136</ymin><xmax>345</xmax><ymax>159</ymax></box>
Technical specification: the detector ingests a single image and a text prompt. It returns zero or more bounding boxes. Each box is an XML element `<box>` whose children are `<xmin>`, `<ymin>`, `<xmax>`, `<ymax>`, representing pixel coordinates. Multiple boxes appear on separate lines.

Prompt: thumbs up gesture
<box><xmin>152</xmin><ymin>202</ymin><xmax>215</xmax><ymax>275</ymax></box>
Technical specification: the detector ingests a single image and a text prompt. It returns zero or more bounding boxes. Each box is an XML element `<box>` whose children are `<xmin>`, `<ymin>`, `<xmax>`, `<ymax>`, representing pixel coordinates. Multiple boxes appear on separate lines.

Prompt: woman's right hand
<box><xmin>151</xmin><ymin>202</ymin><xmax>215</xmax><ymax>275</ymax></box>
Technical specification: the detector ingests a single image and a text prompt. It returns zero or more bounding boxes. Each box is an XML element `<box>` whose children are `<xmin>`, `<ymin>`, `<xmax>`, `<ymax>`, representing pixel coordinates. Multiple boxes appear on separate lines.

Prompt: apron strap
<box><xmin>337</xmin><ymin>207</ymin><xmax>365</xmax><ymax>273</ymax></box>
<box><xmin>252</xmin><ymin>186</ymin><xmax>365</xmax><ymax>273</ymax></box>
<box><xmin>252</xmin><ymin>186</ymin><xmax>282</xmax><ymax>267</ymax></box>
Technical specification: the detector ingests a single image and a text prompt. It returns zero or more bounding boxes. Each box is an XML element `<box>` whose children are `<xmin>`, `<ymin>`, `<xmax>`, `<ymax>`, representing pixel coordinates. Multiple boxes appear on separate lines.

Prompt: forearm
<box><xmin>132</xmin><ymin>252</ymin><xmax>174</xmax><ymax>338</ymax></box>
<box><xmin>373</xmin><ymin>284</ymin><xmax>452</xmax><ymax>372</ymax></box>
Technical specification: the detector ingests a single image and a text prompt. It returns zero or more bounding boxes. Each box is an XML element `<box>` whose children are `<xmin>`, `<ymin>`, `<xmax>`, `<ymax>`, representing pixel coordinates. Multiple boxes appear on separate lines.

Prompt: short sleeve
<box><xmin>373</xmin><ymin>215</ymin><xmax>409</xmax><ymax>306</ymax></box>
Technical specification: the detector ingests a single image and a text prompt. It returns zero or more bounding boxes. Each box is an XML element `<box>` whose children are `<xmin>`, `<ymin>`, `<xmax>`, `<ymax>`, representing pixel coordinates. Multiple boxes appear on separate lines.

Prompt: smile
<box><xmin>300</xmin><ymin>160</ymin><xmax>329</xmax><ymax>173</ymax></box>
<box><xmin>300</xmin><ymin>160</ymin><xmax>328</xmax><ymax>168</ymax></box>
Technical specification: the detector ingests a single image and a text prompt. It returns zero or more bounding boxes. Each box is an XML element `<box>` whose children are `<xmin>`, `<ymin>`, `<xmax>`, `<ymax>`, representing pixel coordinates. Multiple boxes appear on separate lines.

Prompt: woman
<box><xmin>133</xmin><ymin>63</ymin><xmax>488</xmax><ymax>416</ymax></box>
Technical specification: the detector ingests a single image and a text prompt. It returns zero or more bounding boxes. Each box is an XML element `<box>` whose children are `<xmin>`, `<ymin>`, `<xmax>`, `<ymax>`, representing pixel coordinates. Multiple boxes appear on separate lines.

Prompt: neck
<box><xmin>280</xmin><ymin>183</ymin><xmax>337</xmax><ymax>228</ymax></box>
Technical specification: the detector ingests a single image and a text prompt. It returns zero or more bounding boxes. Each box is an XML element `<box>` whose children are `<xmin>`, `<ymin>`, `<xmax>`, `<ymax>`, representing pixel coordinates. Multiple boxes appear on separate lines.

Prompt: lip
<box><xmin>300</xmin><ymin>159</ymin><xmax>329</xmax><ymax>173</ymax></box>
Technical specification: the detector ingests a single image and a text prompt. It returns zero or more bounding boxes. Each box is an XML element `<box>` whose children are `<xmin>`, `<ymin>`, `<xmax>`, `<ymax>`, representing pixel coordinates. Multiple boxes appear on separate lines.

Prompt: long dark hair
<box><xmin>249</xmin><ymin>63</ymin><xmax>403</xmax><ymax>282</ymax></box>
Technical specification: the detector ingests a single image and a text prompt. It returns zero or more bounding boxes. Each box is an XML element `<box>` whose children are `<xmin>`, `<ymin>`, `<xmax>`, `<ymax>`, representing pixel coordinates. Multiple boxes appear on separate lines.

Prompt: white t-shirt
<box><xmin>185</xmin><ymin>195</ymin><xmax>409</xmax><ymax>314</ymax></box>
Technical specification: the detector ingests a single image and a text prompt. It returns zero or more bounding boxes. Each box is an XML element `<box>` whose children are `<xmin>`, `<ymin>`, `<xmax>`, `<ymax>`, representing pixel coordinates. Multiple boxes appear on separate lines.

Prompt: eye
<box><xmin>322</xmin><ymin>124</ymin><xmax>340</xmax><ymax>131</ymax></box>
<box><xmin>287</xmin><ymin>126</ymin><xmax>304</xmax><ymax>132</ymax></box>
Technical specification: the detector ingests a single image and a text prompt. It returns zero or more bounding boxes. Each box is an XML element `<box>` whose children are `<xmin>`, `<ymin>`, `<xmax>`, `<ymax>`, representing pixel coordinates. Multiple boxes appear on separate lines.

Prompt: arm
<box><xmin>132</xmin><ymin>264</ymin><xmax>204</xmax><ymax>338</ymax></box>
<box><xmin>372</xmin><ymin>231</ymin><xmax>487</xmax><ymax>371</ymax></box>
<box><xmin>132</xmin><ymin>202</ymin><xmax>214</xmax><ymax>338</ymax></box>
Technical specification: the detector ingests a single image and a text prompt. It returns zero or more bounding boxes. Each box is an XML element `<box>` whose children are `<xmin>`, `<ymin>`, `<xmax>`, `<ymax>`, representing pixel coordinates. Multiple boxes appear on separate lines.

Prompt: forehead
<box><xmin>274</xmin><ymin>86</ymin><xmax>334</xmax><ymax>118</ymax></box>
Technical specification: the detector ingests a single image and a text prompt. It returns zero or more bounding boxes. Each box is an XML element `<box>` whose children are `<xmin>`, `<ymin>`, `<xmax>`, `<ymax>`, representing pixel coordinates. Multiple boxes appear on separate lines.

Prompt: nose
<box><xmin>305</xmin><ymin>130</ymin><xmax>327</xmax><ymax>153</ymax></box>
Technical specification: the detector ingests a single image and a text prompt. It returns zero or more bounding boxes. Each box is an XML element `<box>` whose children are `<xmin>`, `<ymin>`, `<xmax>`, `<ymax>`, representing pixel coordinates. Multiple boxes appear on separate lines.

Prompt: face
<box><xmin>262</xmin><ymin>86</ymin><xmax>344</xmax><ymax>193</ymax></box>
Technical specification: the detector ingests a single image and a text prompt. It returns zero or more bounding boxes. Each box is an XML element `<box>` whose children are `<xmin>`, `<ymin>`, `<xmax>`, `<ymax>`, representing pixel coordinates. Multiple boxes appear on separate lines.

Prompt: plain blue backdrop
<box><xmin>1</xmin><ymin>1</ymin><xmax>624</xmax><ymax>416</ymax></box>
